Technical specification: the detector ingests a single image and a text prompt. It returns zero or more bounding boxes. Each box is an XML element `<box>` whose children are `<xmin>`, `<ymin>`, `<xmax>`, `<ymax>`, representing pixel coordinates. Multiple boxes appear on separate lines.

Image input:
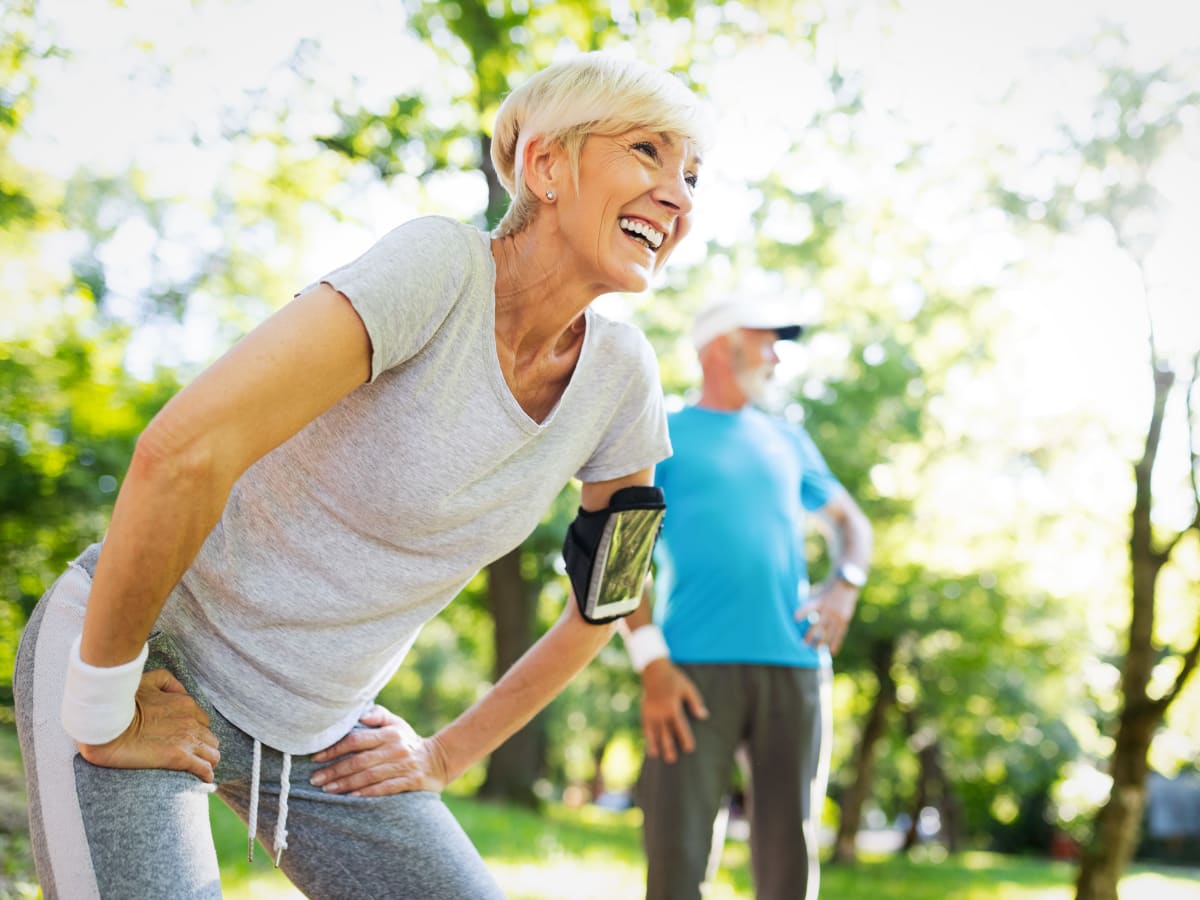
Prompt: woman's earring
<box><xmin>546</xmin><ymin>190</ymin><xmax>556</xmax><ymax>201</ymax></box>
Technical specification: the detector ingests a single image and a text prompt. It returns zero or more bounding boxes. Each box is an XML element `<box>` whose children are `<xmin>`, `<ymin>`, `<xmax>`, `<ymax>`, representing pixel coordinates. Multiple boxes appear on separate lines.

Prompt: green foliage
<box><xmin>0</xmin><ymin>0</ymin><xmax>55</xmax><ymax>232</ymax></box>
<box><xmin>0</xmin><ymin>321</ymin><xmax>177</xmax><ymax>701</ymax></box>
<box><xmin>316</xmin><ymin>94</ymin><xmax>481</xmax><ymax>181</ymax></box>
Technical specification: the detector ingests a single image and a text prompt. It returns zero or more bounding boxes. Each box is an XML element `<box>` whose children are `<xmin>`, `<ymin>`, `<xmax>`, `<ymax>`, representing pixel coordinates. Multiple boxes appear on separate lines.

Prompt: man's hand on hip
<box><xmin>797</xmin><ymin>580</ymin><xmax>858</xmax><ymax>655</ymax></box>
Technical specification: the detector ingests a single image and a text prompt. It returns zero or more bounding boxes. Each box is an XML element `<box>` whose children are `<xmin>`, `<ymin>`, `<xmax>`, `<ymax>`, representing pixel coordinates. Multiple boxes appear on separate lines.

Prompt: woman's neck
<box><xmin>490</xmin><ymin>229</ymin><xmax>592</xmax><ymax>422</ymax></box>
<box><xmin>491</xmin><ymin>229</ymin><xmax>595</xmax><ymax>364</ymax></box>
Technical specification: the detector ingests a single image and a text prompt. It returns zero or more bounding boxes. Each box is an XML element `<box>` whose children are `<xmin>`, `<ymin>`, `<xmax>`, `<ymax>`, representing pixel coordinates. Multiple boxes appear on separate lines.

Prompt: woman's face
<box><xmin>556</xmin><ymin>127</ymin><xmax>700</xmax><ymax>294</ymax></box>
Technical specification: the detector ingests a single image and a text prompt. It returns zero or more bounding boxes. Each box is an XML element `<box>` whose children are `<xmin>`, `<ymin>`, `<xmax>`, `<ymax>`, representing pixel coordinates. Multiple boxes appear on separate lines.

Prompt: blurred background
<box><xmin>1</xmin><ymin>0</ymin><xmax>1198</xmax><ymax>898</ymax></box>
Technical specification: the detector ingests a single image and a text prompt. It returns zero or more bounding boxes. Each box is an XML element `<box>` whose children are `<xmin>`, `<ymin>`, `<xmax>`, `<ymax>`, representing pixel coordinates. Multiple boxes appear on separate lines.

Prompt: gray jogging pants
<box><xmin>638</xmin><ymin>662</ymin><xmax>833</xmax><ymax>900</ymax></box>
<box><xmin>14</xmin><ymin>553</ymin><xmax>507</xmax><ymax>900</ymax></box>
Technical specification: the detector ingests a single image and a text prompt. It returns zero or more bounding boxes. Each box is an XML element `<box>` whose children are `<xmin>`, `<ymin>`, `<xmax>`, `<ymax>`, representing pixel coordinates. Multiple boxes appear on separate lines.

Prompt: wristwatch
<box><xmin>836</xmin><ymin>563</ymin><xmax>867</xmax><ymax>589</ymax></box>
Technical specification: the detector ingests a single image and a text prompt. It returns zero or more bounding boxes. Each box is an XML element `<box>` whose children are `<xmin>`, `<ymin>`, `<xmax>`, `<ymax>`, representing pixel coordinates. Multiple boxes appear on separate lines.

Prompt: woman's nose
<box><xmin>654</xmin><ymin>169</ymin><xmax>694</xmax><ymax>216</ymax></box>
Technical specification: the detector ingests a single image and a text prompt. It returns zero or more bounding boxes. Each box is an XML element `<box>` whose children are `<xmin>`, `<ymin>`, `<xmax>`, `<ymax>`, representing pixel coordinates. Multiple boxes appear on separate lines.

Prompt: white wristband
<box><xmin>625</xmin><ymin>624</ymin><xmax>670</xmax><ymax>673</ymax></box>
<box><xmin>61</xmin><ymin>636</ymin><xmax>148</xmax><ymax>745</ymax></box>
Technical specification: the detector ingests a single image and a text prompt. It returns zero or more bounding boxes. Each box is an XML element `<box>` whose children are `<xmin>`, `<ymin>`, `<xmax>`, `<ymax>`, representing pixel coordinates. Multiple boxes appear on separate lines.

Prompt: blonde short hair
<box><xmin>491</xmin><ymin>52</ymin><xmax>712</xmax><ymax>238</ymax></box>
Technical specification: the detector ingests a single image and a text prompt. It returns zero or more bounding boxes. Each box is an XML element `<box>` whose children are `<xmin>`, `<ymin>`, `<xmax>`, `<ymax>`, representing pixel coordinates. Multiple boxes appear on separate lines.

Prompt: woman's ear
<box><xmin>522</xmin><ymin>134</ymin><xmax>565</xmax><ymax>202</ymax></box>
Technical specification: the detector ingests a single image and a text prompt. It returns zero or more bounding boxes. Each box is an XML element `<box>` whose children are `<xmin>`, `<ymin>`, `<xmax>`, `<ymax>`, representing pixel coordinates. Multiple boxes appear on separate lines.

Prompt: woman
<box><xmin>15</xmin><ymin>51</ymin><xmax>708</xmax><ymax>899</ymax></box>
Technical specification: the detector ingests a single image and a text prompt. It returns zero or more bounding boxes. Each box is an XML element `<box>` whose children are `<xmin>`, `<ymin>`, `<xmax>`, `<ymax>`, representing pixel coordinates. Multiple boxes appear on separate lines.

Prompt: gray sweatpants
<box><xmin>638</xmin><ymin>662</ymin><xmax>832</xmax><ymax>900</ymax></box>
<box><xmin>14</xmin><ymin>554</ymin><xmax>507</xmax><ymax>899</ymax></box>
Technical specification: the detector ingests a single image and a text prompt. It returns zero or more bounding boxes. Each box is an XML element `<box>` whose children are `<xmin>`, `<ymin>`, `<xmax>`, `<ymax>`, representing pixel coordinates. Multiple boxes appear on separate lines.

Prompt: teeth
<box><xmin>619</xmin><ymin>217</ymin><xmax>664</xmax><ymax>250</ymax></box>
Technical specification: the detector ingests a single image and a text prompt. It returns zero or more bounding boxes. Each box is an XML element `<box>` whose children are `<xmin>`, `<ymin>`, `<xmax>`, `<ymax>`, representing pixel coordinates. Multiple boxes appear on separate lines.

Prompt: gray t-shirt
<box><xmin>156</xmin><ymin>215</ymin><xmax>671</xmax><ymax>754</ymax></box>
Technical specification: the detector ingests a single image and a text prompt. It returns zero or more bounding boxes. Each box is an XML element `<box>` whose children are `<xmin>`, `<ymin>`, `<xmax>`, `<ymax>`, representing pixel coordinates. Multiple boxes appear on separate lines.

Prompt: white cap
<box><xmin>692</xmin><ymin>296</ymin><xmax>807</xmax><ymax>350</ymax></box>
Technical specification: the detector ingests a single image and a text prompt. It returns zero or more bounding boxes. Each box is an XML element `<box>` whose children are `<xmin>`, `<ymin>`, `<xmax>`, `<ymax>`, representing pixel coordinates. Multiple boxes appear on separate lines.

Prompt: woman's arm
<box><xmin>310</xmin><ymin>468</ymin><xmax>654</xmax><ymax>795</ymax></box>
<box><xmin>81</xmin><ymin>283</ymin><xmax>371</xmax><ymax>668</ymax></box>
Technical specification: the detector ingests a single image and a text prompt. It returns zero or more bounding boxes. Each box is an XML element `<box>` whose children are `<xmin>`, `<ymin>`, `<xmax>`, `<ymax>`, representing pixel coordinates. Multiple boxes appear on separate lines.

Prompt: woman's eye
<box><xmin>632</xmin><ymin>141</ymin><xmax>659</xmax><ymax>160</ymax></box>
<box><xmin>685</xmin><ymin>173</ymin><xmax>698</xmax><ymax>189</ymax></box>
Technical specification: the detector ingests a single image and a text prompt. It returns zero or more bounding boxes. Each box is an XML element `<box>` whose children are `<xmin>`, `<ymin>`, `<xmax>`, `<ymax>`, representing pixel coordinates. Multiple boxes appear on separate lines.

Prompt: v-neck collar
<box><xmin>480</xmin><ymin>228</ymin><xmax>593</xmax><ymax>434</ymax></box>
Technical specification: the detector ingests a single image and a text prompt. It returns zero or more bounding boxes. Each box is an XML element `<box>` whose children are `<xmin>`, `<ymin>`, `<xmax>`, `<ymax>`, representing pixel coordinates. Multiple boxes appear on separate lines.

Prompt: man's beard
<box><xmin>733</xmin><ymin>361</ymin><xmax>773</xmax><ymax>405</ymax></box>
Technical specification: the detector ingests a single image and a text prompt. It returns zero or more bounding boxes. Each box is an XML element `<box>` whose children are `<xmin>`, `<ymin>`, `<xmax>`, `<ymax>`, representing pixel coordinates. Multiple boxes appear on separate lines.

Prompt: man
<box><xmin>626</xmin><ymin>296</ymin><xmax>873</xmax><ymax>900</ymax></box>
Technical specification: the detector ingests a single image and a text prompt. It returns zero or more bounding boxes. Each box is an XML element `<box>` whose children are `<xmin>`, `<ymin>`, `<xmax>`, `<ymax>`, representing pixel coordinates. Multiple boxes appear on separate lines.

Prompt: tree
<box><xmin>997</xmin><ymin>41</ymin><xmax>1200</xmax><ymax>898</ymax></box>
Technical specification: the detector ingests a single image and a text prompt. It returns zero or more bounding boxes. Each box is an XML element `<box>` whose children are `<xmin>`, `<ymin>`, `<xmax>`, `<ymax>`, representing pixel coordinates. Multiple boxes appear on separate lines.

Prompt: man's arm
<box><xmin>798</xmin><ymin>487</ymin><xmax>873</xmax><ymax>654</ymax></box>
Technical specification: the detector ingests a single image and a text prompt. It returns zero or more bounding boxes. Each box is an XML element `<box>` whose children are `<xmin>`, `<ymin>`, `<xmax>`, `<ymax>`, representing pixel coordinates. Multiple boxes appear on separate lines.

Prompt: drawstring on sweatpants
<box><xmin>275</xmin><ymin>752</ymin><xmax>291</xmax><ymax>865</ymax></box>
<box><xmin>247</xmin><ymin>738</ymin><xmax>291</xmax><ymax>867</ymax></box>
<box><xmin>247</xmin><ymin>740</ymin><xmax>261</xmax><ymax>861</ymax></box>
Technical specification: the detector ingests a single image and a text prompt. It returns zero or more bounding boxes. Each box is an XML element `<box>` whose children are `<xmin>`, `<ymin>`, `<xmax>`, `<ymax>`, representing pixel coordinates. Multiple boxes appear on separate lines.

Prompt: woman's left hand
<box><xmin>309</xmin><ymin>705</ymin><xmax>450</xmax><ymax>796</ymax></box>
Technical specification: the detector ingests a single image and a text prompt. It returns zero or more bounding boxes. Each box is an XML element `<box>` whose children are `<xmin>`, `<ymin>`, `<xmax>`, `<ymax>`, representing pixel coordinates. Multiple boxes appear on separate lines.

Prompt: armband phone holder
<box><xmin>563</xmin><ymin>485</ymin><xmax>666</xmax><ymax>624</ymax></box>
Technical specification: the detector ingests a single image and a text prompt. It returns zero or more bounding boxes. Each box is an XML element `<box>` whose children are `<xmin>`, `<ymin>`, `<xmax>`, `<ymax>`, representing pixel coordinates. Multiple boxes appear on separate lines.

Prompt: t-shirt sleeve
<box><xmin>317</xmin><ymin>216</ymin><xmax>473</xmax><ymax>382</ymax></box>
<box><xmin>788</xmin><ymin>424</ymin><xmax>843</xmax><ymax>511</ymax></box>
<box><xmin>575</xmin><ymin>328</ymin><xmax>672</xmax><ymax>484</ymax></box>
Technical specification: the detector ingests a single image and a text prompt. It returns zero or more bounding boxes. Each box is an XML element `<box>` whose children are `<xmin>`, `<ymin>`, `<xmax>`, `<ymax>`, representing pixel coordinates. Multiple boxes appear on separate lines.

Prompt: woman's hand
<box><xmin>310</xmin><ymin>705</ymin><xmax>451</xmax><ymax>797</ymax></box>
<box><xmin>77</xmin><ymin>669</ymin><xmax>220</xmax><ymax>783</ymax></box>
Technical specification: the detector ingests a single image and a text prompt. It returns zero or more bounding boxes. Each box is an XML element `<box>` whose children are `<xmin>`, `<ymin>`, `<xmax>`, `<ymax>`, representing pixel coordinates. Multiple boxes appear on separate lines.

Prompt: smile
<box><xmin>618</xmin><ymin>217</ymin><xmax>665</xmax><ymax>251</ymax></box>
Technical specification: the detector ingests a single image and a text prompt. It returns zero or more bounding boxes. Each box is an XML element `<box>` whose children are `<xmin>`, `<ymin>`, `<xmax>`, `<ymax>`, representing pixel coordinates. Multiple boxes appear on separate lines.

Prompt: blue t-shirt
<box><xmin>654</xmin><ymin>405</ymin><xmax>841</xmax><ymax>667</ymax></box>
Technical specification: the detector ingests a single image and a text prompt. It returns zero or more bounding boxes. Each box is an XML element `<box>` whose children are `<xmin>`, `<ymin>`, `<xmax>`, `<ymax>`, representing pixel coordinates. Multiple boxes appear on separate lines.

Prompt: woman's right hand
<box><xmin>76</xmin><ymin>668</ymin><xmax>220</xmax><ymax>783</ymax></box>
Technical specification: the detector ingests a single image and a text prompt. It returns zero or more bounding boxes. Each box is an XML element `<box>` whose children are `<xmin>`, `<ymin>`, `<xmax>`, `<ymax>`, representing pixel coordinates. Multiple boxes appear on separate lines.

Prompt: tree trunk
<box><xmin>901</xmin><ymin>708</ymin><xmax>929</xmax><ymax>852</ymax></box>
<box><xmin>1074</xmin><ymin>708</ymin><xmax>1157</xmax><ymax>900</ymax></box>
<box><xmin>940</xmin><ymin>773</ymin><xmax>965</xmax><ymax>854</ymax></box>
<box><xmin>1075</xmin><ymin>366</ymin><xmax>1173</xmax><ymax>900</ymax></box>
<box><xmin>897</xmin><ymin>709</ymin><xmax>962</xmax><ymax>853</ymax></box>
<box><xmin>831</xmin><ymin>638</ymin><xmax>897</xmax><ymax>864</ymax></box>
<box><xmin>589</xmin><ymin>734</ymin><xmax>610</xmax><ymax>802</ymax></box>
<box><xmin>478</xmin><ymin>547</ymin><xmax>544</xmax><ymax>807</ymax></box>
<box><xmin>1073</xmin><ymin>564</ymin><xmax>1159</xmax><ymax>899</ymax></box>
<box><xmin>916</xmin><ymin>734</ymin><xmax>964</xmax><ymax>854</ymax></box>
<box><xmin>1074</xmin><ymin>485</ymin><xmax>1163</xmax><ymax>895</ymax></box>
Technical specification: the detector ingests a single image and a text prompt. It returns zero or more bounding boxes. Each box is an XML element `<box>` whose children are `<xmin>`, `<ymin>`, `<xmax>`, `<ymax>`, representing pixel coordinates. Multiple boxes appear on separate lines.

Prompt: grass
<box><xmin>815</xmin><ymin>851</ymin><xmax>1199</xmax><ymax>900</ymax></box>
<box><xmin>1</xmin><ymin>721</ymin><xmax>1197</xmax><ymax>899</ymax></box>
<box><xmin>211</xmin><ymin>794</ymin><xmax>1200</xmax><ymax>900</ymax></box>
